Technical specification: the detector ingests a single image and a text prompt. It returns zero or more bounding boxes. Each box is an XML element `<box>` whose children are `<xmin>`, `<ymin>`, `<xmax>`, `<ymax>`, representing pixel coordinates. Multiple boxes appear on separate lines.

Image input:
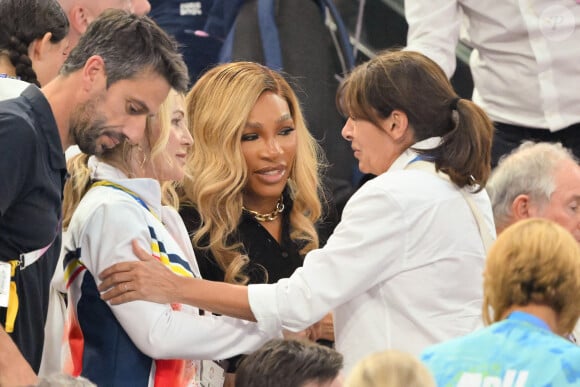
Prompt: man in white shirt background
<box><xmin>405</xmin><ymin>0</ymin><xmax>580</xmax><ymax>166</ymax></box>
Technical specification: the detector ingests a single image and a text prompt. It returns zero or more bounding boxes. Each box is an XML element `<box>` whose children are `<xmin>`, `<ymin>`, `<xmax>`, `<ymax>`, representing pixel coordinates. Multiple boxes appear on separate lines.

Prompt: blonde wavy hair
<box><xmin>62</xmin><ymin>89</ymin><xmax>185</xmax><ymax>229</ymax></box>
<box><xmin>183</xmin><ymin>62</ymin><xmax>324</xmax><ymax>284</ymax></box>
<box><xmin>345</xmin><ymin>350</ymin><xmax>435</xmax><ymax>387</ymax></box>
<box><xmin>483</xmin><ymin>218</ymin><xmax>580</xmax><ymax>335</ymax></box>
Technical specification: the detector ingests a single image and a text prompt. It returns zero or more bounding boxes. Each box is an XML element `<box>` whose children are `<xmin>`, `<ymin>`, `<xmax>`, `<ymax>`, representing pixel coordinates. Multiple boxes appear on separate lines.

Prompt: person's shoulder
<box><xmin>370</xmin><ymin>164</ymin><xmax>445</xmax><ymax>188</ymax></box>
<box><xmin>355</xmin><ymin>167</ymin><xmax>450</xmax><ymax>207</ymax></box>
<box><xmin>0</xmin><ymin>79</ymin><xmax>29</xmax><ymax>101</ymax></box>
<box><xmin>421</xmin><ymin>328</ymin><xmax>488</xmax><ymax>362</ymax></box>
<box><xmin>74</xmin><ymin>185</ymin><xmax>149</xmax><ymax>224</ymax></box>
<box><xmin>421</xmin><ymin>337</ymin><xmax>464</xmax><ymax>359</ymax></box>
<box><xmin>87</xmin><ymin>184</ymin><xmax>147</xmax><ymax>208</ymax></box>
<box><xmin>544</xmin><ymin>333</ymin><xmax>580</xmax><ymax>358</ymax></box>
<box><xmin>0</xmin><ymin>107</ymin><xmax>36</xmax><ymax>149</ymax></box>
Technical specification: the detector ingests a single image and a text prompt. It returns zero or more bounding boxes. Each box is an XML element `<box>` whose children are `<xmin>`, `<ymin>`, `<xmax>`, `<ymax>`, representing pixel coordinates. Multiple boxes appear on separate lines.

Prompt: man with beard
<box><xmin>0</xmin><ymin>9</ymin><xmax>188</xmax><ymax>386</ymax></box>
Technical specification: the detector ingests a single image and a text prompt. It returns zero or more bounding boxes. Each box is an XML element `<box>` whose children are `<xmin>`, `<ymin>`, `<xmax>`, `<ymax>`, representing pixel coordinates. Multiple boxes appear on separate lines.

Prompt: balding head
<box><xmin>57</xmin><ymin>0</ymin><xmax>149</xmax><ymax>48</ymax></box>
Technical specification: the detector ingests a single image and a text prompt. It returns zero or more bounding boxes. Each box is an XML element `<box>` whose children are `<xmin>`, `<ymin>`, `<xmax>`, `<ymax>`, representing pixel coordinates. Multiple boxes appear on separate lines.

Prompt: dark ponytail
<box><xmin>433</xmin><ymin>98</ymin><xmax>493</xmax><ymax>190</ymax></box>
<box><xmin>338</xmin><ymin>49</ymin><xmax>493</xmax><ymax>190</ymax></box>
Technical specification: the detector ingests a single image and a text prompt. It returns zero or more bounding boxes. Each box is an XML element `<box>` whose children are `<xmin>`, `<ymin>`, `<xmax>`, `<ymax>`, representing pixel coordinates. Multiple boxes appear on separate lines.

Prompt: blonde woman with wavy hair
<box><xmin>422</xmin><ymin>218</ymin><xmax>580</xmax><ymax>386</ymax></box>
<box><xmin>179</xmin><ymin>61</ymin><xmax>324</xmax><ymax>286</ymax></box>
<box><xmin>174</xmin><ymin>62</ymin><xmax>328</xmax><ymax>380</ymax></box>
<box><xmin>63</xmin><ymin>90</ymin><xmax>185</xmax><ymax>226</ymax></box>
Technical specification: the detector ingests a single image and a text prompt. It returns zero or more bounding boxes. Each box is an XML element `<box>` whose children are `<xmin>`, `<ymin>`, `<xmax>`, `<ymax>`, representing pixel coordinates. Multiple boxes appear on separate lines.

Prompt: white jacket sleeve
<box><xmin>249</xmin><ymin>184</ymin><xmax>407</xmax><ymax>334</ymax></box>
<box><xmin>404</xmin><ymin>0</ymin><xmax>462</xmax><ymax>78</ymax></box>
<box><xmin>80</xmin><ymin>201</ymin><xmax>273</xmax><ymax>360</ymax></box>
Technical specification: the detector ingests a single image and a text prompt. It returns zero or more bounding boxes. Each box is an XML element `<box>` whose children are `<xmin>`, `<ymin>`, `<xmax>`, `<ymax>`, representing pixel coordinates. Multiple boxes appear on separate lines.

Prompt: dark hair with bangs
<box><xmin>337</xmin><ymin>49</ymin><xmax>494</xmax><ymax>190</ymax></box>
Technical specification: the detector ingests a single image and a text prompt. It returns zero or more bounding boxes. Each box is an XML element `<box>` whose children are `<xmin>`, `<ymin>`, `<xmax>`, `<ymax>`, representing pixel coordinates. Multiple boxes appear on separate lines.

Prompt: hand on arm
<box><xmin>98</xmin><ymin>240</ymin><xmax>257</xmax><ymax>321</ymax></box>
<box><xmin>308</xmin><ymin>312</ymin><xmax>335</xmax><ymax>342</ymax></box>
<box><xmin>98</xmin><ymin>240</ymin><xmax>182</xmax><ymax>305</ymax></box>
<box><xmin>0</xmin><ymin>326</ymin><xmax>37</xmax><ymax>387</ymax></box>
<box><xmin>280</xmin><ymin>312</ymin><xmax>334</xmax><ymax>342</ymax></box>
<box><xmin>282</xmin><ymin>328</ymin><xmax>312</xmax><ymax>340</ymax></box>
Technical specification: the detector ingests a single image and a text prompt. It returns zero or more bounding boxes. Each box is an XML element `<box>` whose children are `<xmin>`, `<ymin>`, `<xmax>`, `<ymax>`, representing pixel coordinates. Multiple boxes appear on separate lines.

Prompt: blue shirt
<box><xmin>421</xmin><ymin>311</ymin><xmax>580</xmax><ymax>386</ymax></box>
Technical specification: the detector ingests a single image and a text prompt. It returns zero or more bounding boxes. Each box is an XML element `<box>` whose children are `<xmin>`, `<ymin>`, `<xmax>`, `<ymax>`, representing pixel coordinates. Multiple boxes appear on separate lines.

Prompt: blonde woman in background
<box><xmin>345</xmin><ymin>350</ymin><xmax>435</xmax><ymax>387</ymax></box>
<box><xmin>421</xmin><ymin>219</ymin><xmax>580</xmax><ymax>385</ymax></box>
<box><xmin>57</xmin><ymin>89</ymin><xmax>271</xmax><ymax>386</ymax></box>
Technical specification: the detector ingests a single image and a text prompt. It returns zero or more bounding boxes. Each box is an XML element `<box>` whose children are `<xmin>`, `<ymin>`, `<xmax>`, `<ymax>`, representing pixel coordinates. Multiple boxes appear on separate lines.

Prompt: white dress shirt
<box><xmin>405</xmin><ymin>0</ymin><xmax>580</xmax><ymax>131</ymax></box>
<box><xmin>248</xmin><ymin>138</ymin><xmax>496</xmax><ymax>374</ymax></box>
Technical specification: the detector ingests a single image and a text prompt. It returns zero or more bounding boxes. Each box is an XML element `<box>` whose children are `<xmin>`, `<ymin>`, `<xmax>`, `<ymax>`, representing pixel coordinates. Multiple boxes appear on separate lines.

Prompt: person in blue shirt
<box><xmin>421</xmin><ymin>218</ymin><xmax>580</xmax><ymax>387</ymax></box>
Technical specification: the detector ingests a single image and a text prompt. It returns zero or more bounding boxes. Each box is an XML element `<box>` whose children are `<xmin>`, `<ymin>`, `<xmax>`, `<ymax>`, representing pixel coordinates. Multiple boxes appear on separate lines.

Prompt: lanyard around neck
<box><xmin>91</xmin><ymin>180</ymin><xmax>161</xmax><ymax>221</ymax></box>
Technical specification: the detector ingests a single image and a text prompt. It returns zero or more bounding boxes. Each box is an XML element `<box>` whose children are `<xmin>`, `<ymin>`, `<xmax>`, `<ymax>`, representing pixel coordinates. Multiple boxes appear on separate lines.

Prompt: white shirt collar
<box><xmin>87</xmin><ymin>156</ymin><xmax>163</xmax><ymax>216</ymax></box>
<box><xmin>386</xmin><ymin>137</ymin><xmax>442</xmax><ymax>173</ymax></box>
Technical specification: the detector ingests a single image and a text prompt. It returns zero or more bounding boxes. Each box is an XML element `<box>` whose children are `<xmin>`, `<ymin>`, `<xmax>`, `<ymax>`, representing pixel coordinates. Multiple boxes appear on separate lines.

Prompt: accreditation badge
<box><xmin>0</xmin><ymin>261</ymin><xmax>11</xmax><ymax>308</ymax></box>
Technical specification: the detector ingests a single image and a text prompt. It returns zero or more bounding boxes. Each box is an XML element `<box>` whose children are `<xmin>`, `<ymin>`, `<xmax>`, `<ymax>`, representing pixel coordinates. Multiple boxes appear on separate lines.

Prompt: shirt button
<box><xmin>281</xmin><ymin>251</ymin><xmax>288</xmax><ymax>258</ymax></box>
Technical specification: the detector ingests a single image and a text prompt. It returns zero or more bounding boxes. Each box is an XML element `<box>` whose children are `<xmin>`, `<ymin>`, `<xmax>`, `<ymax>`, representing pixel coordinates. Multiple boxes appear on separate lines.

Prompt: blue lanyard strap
<box><xmin>407</xmin><ymin>154</ymin><xmax>436</xmax><ymax>165</ymax></box>
<box><xmin>91</xmin><ymin>180</ymin><xmax>160</xmax><ymax>221</ymax></box>
<box><xmin>408</xmin><ymin>155</ymin><xmax>423</xmax><ymax>165</ymax></box>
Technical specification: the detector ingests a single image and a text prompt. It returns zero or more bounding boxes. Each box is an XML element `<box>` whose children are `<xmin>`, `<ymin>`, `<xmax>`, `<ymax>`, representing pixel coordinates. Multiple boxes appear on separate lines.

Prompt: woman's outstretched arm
<box><xmin>98</xmin><ymin>240</ymin><xmax>256</xmax><ymax>321</ymax></box>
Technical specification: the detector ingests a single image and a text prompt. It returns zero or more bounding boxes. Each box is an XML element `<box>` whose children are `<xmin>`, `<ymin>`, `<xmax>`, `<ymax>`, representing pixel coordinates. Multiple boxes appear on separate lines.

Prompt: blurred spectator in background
<box><xmin>149</xmin><ymin>0</ymin><xmax>221</xmax><ymax>83</ymax></box>
<box><xmin>422</xmin><ymin>218</ymin><xmax>580</xmax><ymax>385</ymax></box>
<box><xmin>57</xmin><ymin>0</ymin><xmax>151</xmax><ymax>48</ymax></box>
<box><xmin>405</xmin><ymin>0</ymin><xmax>580</xmax><ymax>166</ymax></box>
<box><xmin>487</xmin><ymin>141</ymin><xmax>580</xmax><ymax>242</ymax></box>
<box><xmin>345</xmin><ymin>350</ymin><xmax>435</xmax><ymax>387</ymax></box>
<box><xmin>0</xmin><ymin>0</ymin><xmax>69</xmax><ymax>99</ymax></box>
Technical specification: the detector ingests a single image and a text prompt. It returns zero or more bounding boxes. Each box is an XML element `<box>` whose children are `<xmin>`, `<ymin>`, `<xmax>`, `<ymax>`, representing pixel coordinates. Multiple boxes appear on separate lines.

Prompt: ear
<box><xmin>511</xmin><ymin>194</ymin><xmax>533</xmax><ymax>220</ymax></box>
<box><xmin>381</xmin><ymin>109</ymin><xmax>410</xmax><ymax>142</ymax></box>
<box><xmin>28</xmin><ymin>32</ymin><xmax>53</xmax><ymax>62</ymax></box>
<box><xmin>69</xmin><ymin>5</ymin><xmax>91</xmax><ymax>35</ymax></box>
<box><xmin>81</xmin><ymin>55</ymin><xmax>107</xmax><ymax>93</ymax></box>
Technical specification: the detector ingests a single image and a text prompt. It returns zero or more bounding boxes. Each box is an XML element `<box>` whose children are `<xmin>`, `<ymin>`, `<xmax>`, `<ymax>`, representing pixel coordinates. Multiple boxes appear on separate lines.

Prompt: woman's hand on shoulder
<box><xmin>98</xmin><ymin>240</ymin><xmax>182</xmax><ymax>305</ymax></box>
<box><xmin>282</xmin><ymin>313</ymin><xmax>335</xmax><ymax>342</ymax></box>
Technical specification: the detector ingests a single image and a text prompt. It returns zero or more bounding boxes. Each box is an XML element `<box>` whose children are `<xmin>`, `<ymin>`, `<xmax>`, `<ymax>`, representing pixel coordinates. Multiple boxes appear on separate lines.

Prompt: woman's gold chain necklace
<box><xmin>243</xmin><ymin>196</ymin><xmax>285</xmax><ymax>222</ymax></box>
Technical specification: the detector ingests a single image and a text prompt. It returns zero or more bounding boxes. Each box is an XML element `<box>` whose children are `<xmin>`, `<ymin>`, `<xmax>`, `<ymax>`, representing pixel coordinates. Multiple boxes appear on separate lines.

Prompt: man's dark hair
<box><xmin>236</xmin><ymin>339</ymin><xmax>343</xmax><ymax>387</ymax></box>
<box><xmin>61</xmin><ymin>9</ymin><xmax>188</xmax><ymax>92</ymax></box>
